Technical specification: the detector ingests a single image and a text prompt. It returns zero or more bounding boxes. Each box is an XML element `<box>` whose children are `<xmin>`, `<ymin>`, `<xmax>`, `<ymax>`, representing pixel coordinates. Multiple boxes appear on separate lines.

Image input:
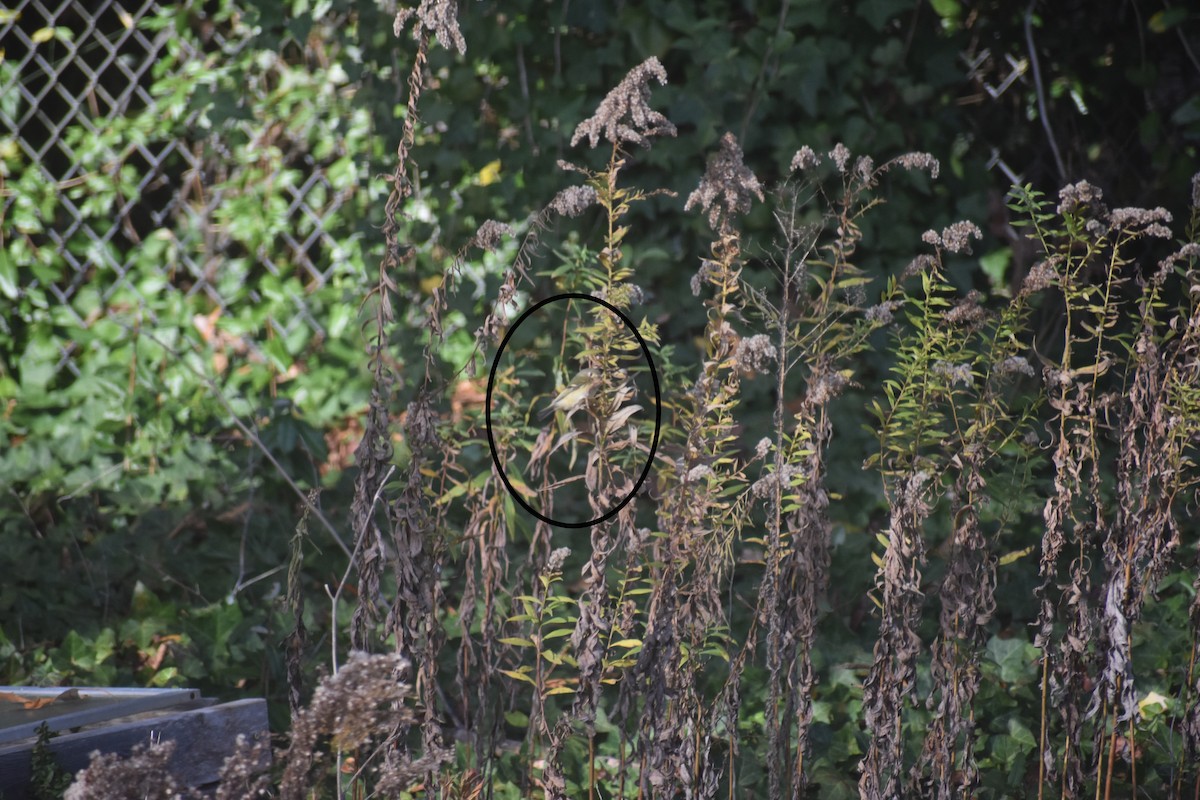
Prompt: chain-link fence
<box><xmin>1</xmin><ymin>0</ymin><xmax>371</xmax><ymax>361</ymax></box>
<box><xmin>1</xmin><ymin>0</ymin><xmax>384</xmax><ymax>506</ymax></box>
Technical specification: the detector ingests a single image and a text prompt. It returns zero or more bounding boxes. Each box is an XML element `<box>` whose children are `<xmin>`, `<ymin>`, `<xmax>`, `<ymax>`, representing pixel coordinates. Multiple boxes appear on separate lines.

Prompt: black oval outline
<box><xmin>486</xmin><ymin>292</ymin><xmax>661</xmax><ymax>529</ymax></box>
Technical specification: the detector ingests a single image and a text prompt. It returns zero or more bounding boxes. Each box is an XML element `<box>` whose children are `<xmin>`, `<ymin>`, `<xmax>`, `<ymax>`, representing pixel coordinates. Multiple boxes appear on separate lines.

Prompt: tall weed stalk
<box><xmin>70</xmin><ymin>10</ymin><xmax>1200</xmax><ymax>799</ymax></box>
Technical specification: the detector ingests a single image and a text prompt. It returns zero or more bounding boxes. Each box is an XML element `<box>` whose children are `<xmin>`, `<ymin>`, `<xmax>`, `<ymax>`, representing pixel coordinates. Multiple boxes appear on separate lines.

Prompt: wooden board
<box><xmin>0</xmin><ymin>698</ymin><xmax>270</xmax><ymax>798</ymax></box>
<box><xmin>0</xmin><ymin>686</ymin><xmax>201</xmax><ymax>745</ymax></box>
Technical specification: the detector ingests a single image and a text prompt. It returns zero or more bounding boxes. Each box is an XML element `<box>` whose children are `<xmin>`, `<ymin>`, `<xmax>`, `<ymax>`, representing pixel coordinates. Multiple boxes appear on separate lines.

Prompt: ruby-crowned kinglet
<box><xmin>539</xmin><ymin>368</ymin><xmax>601</xmax><ymax>420</ymax></box>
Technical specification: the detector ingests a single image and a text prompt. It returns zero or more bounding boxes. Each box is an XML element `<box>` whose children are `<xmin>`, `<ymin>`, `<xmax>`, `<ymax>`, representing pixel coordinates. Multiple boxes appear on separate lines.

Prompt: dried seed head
<box><xmin>751</xmin><ymin>463</ymin><xmax>804</xmax><ymax>499</ymax></box>
<box><xmin>790</xmin><ymin>146</ymin><xmax>821</xmax><ymax>172</ymax></box>
<box><xmin>546</xmin><ymin>547</ymin><xmax>571</xmax><ymax>572</ymax></box>
<box><xmin>1021</xmin><ymin>258</ymin><xmax>1059</xmax><ymax>295</ymax></box>
<box><xmin>932</xmin><ymin>360</ymin><xmax>973</xmax><ymax>387</ymax></box>
<box><xmin>1107</xmin><ymin>206</ymin><xmax>1172</xmax><ymax>236</ymax></box>
<box><xmin>805</xmin><ymin>370</ymin><xmax>848</xmax><ymax>406</ymax></box>
<box><xmin>945</xmin><ymin>290</ymin><xmax>986</xmax><ymax>327</ymax></box>
<box><xmin>902</xmin><ymin>254</ymin><xmax>937</xmax><ymax>280</ymax></box>
<box><xmin>1057</xmin><ymin>180</ymin><xmax>1106</xmax><ymax>216</ymax></box>
<box><xmin>734</xmin><ymin>334</ymin><xmax>777</xmax><ymax>373</ymax></box>
<box><xmin>571</xmin><ymin>57</ymin><xmax>677</xmax><ymax>149</ymax></box>
<box><xmin>1155</xmin><ymin>242</ymin><xmax>1200</xmax><ymax>283</ymax></box>
<box><xmin>685</xmin><ymin>132</ymin><xmax>764</xmax><ymax>230</ymax></box>
<box><xmin>473</xmin><ymin>220</ymin><xmax>512</xmax><ymax>251</ymax></box>
<box><xmin>890</xmin><ymin>151</ymin><xmax>940</xmax><ymax>179</ymax></box>
<box><xmin>996</xmin><ymin>355</ymin><xmax>1036</xmax><ymax>378</ymax></box>
<box><xmin>854</xmin><ymin>155</ymin><xmax>875</xmax><ymax>182</ymax></box>
<box><xmin>828</xmin><ymin>143</ymin><xmax>851</xmax><ymax>173</ymax></box>
<box><xmin>866</xmin><ymin>299</ymin><xmax>903</xmax><ymax>325</ymax></box>
<box><xmin>549</xmin><ymin>185</ymin><xmax>598</xmax><ymax>218</ymax></box>
<box><xmin>940</xmin><ymin>221</ymin><xmax>982</xmax><ymax>254</ymax></box>
<box><xmin>393</xmin><ymin>0</ymin><xmax>465</xmax><ymax>55</ymax></box>
<box><xmin>691</xmin><ymin>258</ymin><xmax>721</xmax><ymax>296</ymax></box>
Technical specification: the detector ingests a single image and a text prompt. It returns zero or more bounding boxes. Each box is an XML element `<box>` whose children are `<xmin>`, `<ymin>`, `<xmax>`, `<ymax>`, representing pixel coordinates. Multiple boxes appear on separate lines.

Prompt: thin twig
<box><xmin>1024</xmin><ymin>2</ymin><xmax>1066</xmax><ymax>182</ymax></box>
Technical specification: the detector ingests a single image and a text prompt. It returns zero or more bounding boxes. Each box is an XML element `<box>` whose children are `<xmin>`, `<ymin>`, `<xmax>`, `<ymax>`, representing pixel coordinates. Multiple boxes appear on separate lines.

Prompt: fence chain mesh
<box><xmin>1</xmin><ymin>0</ymin><xmax>366</xmax><ymax>384</ymax></box>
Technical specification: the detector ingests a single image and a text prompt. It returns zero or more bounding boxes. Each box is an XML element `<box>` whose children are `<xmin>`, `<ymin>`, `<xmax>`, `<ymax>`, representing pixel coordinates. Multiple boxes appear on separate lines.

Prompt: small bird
<box><xmin>539</xmin><ymin>368</ymin><xmax>601</xmax><ymax>420</ymax></box>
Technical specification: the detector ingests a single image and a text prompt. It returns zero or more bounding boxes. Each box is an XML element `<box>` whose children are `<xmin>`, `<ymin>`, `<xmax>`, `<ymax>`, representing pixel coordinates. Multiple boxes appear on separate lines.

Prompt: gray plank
<box><xmin>0</xmin><ymin>686</ymin><xmax>201</xmax><ymax>746</ymax></box>
<box><xmin>0</xmin><ymin>699</ymin><xmax>270</xmax><ymax>799</ymax></box>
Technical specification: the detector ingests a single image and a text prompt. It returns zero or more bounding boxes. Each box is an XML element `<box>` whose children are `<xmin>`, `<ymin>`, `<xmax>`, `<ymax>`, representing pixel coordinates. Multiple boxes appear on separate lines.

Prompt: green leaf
<box><xmin>998</xmin><ymin>545</ymin><xmax>1035</xmax><ymax>566</ymax></box>
<box><xmin>1148</xmin><ymin>8</ymin><xmax>1188</xmax><ymax>33</ymax></box>
<box><xmin>498</xmin><ymin>637</ymin><xmax>534</xmax><ymax>647</ymax></box>
<box><xmin>980</xmin><ymin>248</ymin><xmax>1012</xmax><ymax>295</ymax></box>
<box><xmin>0</xmin><ymin>249</ymin><xmax>17</xmax><ymax>300</ymax></box>
<box><xmin>499</xmin><ymin>668</ymin><xmax>536</xmax><ymax>685</ymax></box>
<box><xmin>928</xmin><ymin>0</ymin><xmax>960</xmax><ymax>21</ymax></box>
<box><xmin>261</xmin><ymin>335</ymin><xmax>291</xmax><ymax>373</ymax></box>
<box><xmin>986</xmin><ymin>634</ymin><xmax>1036</xmax><ymax>683</ymax></box>
<box><xmin>149</xmin><ymin>666</ymin><xmax>180</xmax><ymax>687</ymax></box>
<box><xmin>61</xmin><ymin>631</ymin><xmax>94</xmax><ymax>670</ymax></box>
<box><xmin>1170</xmin><ymin>94</ymin><xmax>1200</xmax><ymax>127</ymax></box>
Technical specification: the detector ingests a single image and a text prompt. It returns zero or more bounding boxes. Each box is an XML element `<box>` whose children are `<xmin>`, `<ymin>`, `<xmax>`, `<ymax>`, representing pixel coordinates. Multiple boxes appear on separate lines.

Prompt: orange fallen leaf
<box><xmin>0</xmin><ymin>688</ymin><xmax>80</xmax><ymax>709</ymax></box>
